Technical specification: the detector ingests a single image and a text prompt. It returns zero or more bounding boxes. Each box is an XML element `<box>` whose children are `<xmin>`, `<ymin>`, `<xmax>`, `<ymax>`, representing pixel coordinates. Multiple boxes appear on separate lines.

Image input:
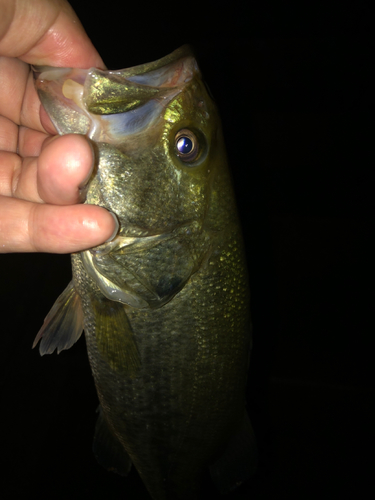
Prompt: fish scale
<box><xmin>34</xmin><ymin>46</ymin><xmax>256</xmax><ymax>499</ymax></box>
<box><xmin>71</xmin><ymin>230</ymin><xmax>250</xmax><ymax>499</ymax></box>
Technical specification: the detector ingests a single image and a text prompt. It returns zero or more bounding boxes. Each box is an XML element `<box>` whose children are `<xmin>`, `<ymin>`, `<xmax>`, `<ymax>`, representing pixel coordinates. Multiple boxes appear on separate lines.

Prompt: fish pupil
<box><xmin>174</xmin><ymin>128</ymin><xmax>199</xmax><ymax>163</ymax></box>
<box><xmin>177</xmin><ymin>136</ymin><xmax>193</xmax><ymax>154</ymax></box>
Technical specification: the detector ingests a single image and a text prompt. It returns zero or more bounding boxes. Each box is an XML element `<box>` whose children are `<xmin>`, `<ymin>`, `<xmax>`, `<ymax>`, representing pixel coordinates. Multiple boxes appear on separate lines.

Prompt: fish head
<box><xmin>35</xmin><ymin>47</ymin><xmax>235</xmax><ymax>309</ymax></box>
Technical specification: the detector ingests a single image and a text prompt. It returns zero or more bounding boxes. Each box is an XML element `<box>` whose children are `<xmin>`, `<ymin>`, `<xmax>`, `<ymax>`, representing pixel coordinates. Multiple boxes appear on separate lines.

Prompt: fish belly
<box><xmin>71</xmin><ymin>229</ymin><xmax>250</xmax><ymax>500</ymax></box>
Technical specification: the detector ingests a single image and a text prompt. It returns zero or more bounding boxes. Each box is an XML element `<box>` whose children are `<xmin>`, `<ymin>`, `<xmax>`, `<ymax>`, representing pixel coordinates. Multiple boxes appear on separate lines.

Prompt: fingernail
<box><xmin>105</xmin><ymin>212</ymin><xmax>120</xmax><ymax>242</ymax></box>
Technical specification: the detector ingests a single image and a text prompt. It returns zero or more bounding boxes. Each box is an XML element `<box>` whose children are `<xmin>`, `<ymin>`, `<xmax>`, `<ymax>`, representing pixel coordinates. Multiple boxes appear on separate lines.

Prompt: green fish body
<box><xmin>34</xmin><ymin>47</ymin><xmax>256</xmax><ymax>499</ymax></box>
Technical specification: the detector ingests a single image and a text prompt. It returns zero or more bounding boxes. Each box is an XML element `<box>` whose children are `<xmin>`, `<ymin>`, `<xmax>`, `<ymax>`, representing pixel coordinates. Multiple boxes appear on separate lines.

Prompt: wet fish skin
<box><xmin>34</xmin><ymin>47</ymin><xmax>255</xmax><ymax>499</ymax></box>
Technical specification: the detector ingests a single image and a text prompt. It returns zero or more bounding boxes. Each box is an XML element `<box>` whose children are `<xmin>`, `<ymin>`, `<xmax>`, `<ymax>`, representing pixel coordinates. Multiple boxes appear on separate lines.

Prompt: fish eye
<box><xmin>175</xmin><ymin>129</ymin><xmax>199</xmax><ymax>163</ymax></box>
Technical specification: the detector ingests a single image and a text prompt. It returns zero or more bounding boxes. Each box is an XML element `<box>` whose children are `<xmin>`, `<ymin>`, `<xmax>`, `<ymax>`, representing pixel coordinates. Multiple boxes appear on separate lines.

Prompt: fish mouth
<box><xmin>34</xmin><ymin>46</ymin><xmax>198</xmax><ymax>142</ymax></box>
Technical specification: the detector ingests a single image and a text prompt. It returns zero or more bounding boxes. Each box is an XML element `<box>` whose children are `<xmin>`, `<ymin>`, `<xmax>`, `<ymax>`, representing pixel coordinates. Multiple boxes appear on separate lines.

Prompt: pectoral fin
<box><xmin>209</xmin><ymin>411</ymin><xmax>258</xmax><ymax>494</ymax></box>
<box><xmin>33</xmin><ymin>281</ymin><xmax>84</xmax><ymax>355</ymax></box>
<box><xmin>93</xmin><ymin>406</ymin><xmax>132</xmax><ymax>476</ymax></box>
<box><xmin>92</xmin><ymin>296</ymin><xmax>141</xmax><ymax>378</ymax></box>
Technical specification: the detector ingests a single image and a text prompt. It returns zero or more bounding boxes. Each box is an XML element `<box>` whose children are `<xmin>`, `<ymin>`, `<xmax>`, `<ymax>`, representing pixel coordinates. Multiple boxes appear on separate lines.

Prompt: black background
<box><xmin>1</xmin><ymin>2</ymin><xmax>373</xmax><ymax>499</ymax></box>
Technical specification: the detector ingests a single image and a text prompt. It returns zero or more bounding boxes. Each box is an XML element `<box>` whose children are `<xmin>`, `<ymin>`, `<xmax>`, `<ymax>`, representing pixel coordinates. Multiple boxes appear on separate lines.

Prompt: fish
<box><xmin>33</xmin><ymin>46</ymin><xmax>257</xmax><ymax>499</ymax></box>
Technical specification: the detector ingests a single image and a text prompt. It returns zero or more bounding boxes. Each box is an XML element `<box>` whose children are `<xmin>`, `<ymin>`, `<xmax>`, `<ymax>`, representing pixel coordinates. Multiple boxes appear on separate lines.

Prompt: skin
<box><xmin>0</xmin><ymin>0</ymin><xmax>117</xmax><ymax>253</ymax></box>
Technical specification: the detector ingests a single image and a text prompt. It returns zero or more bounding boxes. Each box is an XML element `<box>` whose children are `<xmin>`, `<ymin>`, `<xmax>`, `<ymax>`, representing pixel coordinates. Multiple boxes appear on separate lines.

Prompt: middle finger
<box><xmin>0</xmin><ymin>134</ymin><xmax>95</xmax><ymax>206</ymax></box>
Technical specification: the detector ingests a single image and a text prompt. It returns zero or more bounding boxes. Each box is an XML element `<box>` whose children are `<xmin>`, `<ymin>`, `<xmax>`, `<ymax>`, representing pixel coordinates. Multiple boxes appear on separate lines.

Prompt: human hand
<box><xmin>0</xmin><ymin>0</ymin><xmax>118</xmax><ymax>253</ymax></box>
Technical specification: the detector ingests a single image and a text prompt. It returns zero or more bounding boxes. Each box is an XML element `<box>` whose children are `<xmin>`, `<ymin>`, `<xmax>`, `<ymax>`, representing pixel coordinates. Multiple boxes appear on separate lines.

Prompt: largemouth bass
<box><xmin>33</xmin><ymin>46</ymin><xmax>256</xmax><ymax>499</ymax></box>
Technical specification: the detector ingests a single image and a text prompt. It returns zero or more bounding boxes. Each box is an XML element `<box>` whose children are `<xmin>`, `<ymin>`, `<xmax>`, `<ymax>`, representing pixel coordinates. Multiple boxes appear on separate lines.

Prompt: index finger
<box><xmin>0</xmin><ymin>0</ymin><xmax>104</xmax><ymax>69</ymax></box>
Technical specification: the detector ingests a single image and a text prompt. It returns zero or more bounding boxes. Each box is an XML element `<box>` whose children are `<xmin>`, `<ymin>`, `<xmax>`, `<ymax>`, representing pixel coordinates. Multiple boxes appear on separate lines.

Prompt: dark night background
<box><xmin>1</xmin><ymin>2</ymin><xmax>373</xmax><ymax>499</ymax></box>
